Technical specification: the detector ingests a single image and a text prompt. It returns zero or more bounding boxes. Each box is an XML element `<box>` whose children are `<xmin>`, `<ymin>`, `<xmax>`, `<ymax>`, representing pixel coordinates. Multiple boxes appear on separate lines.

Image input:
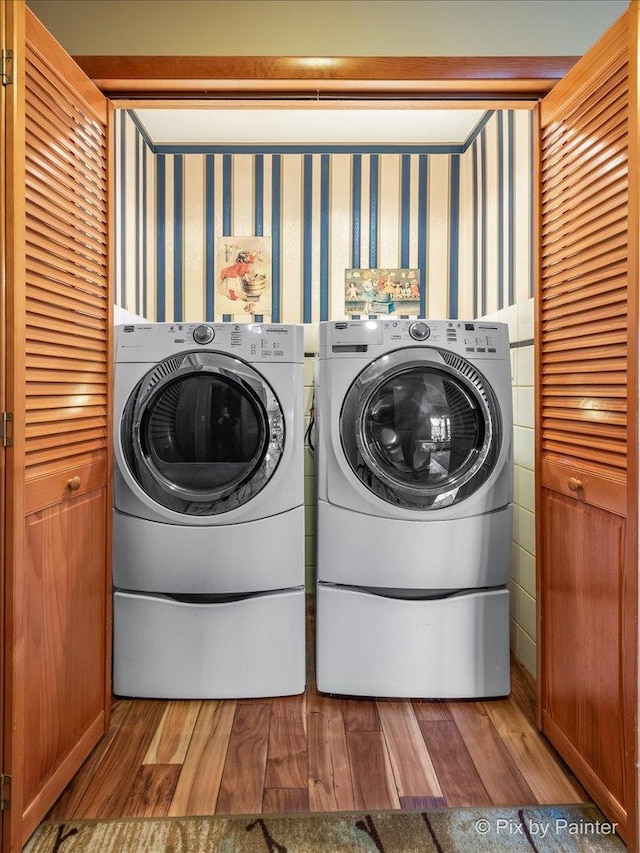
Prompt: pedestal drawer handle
<box><xmin>568</xmin><ymin>477</ymin><xmax>583</xmax><ymax>492</ymax></box>
<box><xmin>67</xmin><ymin>476</ymin><xmax>81</xmax><ymax>491</ymax></box>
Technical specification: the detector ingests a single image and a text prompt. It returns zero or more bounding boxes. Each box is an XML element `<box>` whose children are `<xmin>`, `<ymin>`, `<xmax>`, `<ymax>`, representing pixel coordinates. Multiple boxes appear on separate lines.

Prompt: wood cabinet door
<box><xmin>1</xmin><ymin>4</ymin><xmax>113</xmax><ymax>850</ymax></box>
<box><xmin>538</xmin><ymin>8</ymin><xmax>637</xmax><ymax>845</ymax></box>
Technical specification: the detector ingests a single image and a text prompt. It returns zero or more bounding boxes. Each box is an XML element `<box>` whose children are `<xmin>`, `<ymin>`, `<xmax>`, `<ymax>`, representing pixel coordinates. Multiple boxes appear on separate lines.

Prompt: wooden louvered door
<box><xmin>538</xmin><ymin>9</ymin><xmax>637</xmax><ymax>844</ymax></box>
<box><xmin>2</xmin><ymin>5</ymin><xmax>112</xmax><ymax>851</ymax></box>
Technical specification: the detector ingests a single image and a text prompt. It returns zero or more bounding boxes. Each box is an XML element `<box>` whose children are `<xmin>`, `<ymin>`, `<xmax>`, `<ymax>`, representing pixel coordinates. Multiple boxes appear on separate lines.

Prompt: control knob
<box><xmin>409</xmin><ymin>321</ymin><xmax>430</xmax><ymax>341</ymax></box>
<box><xmin>193</xmin><ymin>324</ymin><xmax>214</xmax><ymax>345</ymax></box>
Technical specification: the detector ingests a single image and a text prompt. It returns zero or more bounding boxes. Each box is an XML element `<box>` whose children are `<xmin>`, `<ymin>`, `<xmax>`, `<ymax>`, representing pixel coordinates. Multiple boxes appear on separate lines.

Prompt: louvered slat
<box><xmin>24</xmin><ymin>52</ymin><xmax>109</xmax><ymax>479</ymax></box>
<box><xmin>539</xmin><ymin>38</ymin><xmax>628</xmax><ymax>483</ymax></box>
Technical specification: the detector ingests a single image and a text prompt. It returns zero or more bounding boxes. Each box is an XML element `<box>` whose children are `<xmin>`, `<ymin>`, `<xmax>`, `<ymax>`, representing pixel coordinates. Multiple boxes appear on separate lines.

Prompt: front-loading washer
<box><xmin>315</xmin><ymin>318</ymin><xmax>513</xmax><ymax>698</ymax></box>
<box><xmin>113</xmin><ymin>321</ymin><xmax>305</xmax><ymax>698</ymax></box>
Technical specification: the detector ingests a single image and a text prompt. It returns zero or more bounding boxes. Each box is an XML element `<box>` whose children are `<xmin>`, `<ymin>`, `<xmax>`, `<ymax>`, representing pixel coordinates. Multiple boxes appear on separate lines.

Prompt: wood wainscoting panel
<box><xmin>22</xmin><ymin>488</ymin><xmax>108</xmax><ymax>819</ymax></box>
<box><xmin>540</xmin><ymin>488</ymin><xmax>627</xmax><ymax>823</ymax></box>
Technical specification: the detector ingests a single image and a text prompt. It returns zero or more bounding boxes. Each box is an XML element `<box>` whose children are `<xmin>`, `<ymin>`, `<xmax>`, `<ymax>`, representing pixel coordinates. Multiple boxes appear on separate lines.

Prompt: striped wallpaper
<box><xmin>115</xmin><ymin>108</ymin><xmax>534</xmax><ymax>325</ymax></box>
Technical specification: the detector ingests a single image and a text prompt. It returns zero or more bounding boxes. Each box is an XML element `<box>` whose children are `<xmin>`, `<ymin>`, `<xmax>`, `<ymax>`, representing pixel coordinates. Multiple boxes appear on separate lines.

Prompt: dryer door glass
<box><xmin>121</xmin><ymin>351</ymin><xmax>285</xmax><ymax>515</ymax></box>
<box><xmin>340</xmin><ymin>349</ymin><xmax>500</xmax><ymax>509</ymax></box>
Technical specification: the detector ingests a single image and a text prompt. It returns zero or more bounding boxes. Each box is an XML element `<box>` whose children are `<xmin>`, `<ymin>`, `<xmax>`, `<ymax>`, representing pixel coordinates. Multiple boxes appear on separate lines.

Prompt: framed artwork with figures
<box><xmin>215</xmin><ymin>236</ymin><xmax>272</xmax><ymax>321</ymax></box>
<box><xmin>345</xmin><ymin>268</ymin><xmax>421</xmax><ymax>317</ymax></box>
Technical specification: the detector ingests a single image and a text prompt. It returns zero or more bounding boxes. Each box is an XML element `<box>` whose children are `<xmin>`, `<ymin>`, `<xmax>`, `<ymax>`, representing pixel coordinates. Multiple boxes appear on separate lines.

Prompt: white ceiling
<box><xmin>133</xmin><ymin>108</ymin><xmax>489</xmax><ymax>146</ymax></box>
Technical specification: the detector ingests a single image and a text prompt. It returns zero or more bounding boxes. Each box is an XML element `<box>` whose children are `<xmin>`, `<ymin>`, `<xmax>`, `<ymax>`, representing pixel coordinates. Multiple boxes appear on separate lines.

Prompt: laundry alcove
<box><xmin>2</xmin><ymin>2</ymin><xmax>637</xmax><ymax>849</ymax></box>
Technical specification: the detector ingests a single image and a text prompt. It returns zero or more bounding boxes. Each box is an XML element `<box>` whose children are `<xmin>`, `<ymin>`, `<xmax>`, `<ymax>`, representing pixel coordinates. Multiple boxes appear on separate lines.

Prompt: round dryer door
<box><xmin>121</xmin><ymin>351</ymin><xmax>285</xmax><ymax>515</ymax></box>
<box><xmin>340</xmin><ymin>348</ymin><xmax>501</xmax><ymax>510</ymax></box>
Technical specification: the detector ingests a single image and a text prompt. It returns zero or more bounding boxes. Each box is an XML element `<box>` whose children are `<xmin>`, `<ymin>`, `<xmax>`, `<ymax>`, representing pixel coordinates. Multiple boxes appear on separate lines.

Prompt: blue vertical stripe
<box><xmin>529</xmin><ymin>111</ymin><xmax>535</xmax><ymax>298</ymax></box>
<box><xmin>135</xmin><ymin>133</ymin><xmax>141</xmax><ymax>315</ymax></box>
<box><xmin>497</xmin><ymin>112</ymin><xmax>504</xmax><ymax>310</ymax></box>
<box><xmin>351</xmin><ymin>154</ymin><xmax>361</xmax><ymax>268</ymax></box>
<box><xmin>508</xmin><ymin>111</ymin><xmax>516</xmax><ymax>306</ymax></box>
<box><xmin>369</xmin><ymin>154</ymin><xmax>379</xmax><ymax>268</ymax></box>
<box><xmin>254</xmin><ymin>154</ymin><xmax>264</xmax><ymax>236</ymax></box>
<box><xmin>205</xmin><ymin>154</ymin><xmax>215</xmax><ymax>321</ymax></box>
<box><xmin>449</xmin><ymin>155</ymin><xmax>460</xmax><ymax>320</ymax></box>
<box><xmin>417</xmin><ymin>155</ymin><xmax>428</xmax><ymax>319</ymax></box>
<box><xmin>173</xmin><ymin>154</ymin><xmax>184</xmax><ymax>322</ymax></box>
<box><xmin>271</xmin><ymin>155</ymin><xmax>281</xmax><ymax>322</ymax></box>
<box><xmin>222</xmin><ymin>154</ymin><xmax>232</xmax><ymax>234</ymax></box>
<box><xmin>400</xmin><ymin>154</ymin><xmax>411</xmax><ymax>268</ymax></box>
<box><xmin>320</xmin><ymin>155</ymin><xmax>330</xmax><ymax>321</ymax></box>
<box><xmin>156</xmin><ymin>155</ymin><xmax>166</xmax><ymax>321</ymax></box>
<box><xmin>472</xmin><ymin>141</ymin><xmax>479</xmax><ymax>319</ymax></box>
<box><xmin>480</xmin><ymin>130</ymin><xmax>488</xmax><ymax>317</ymax></box>
<box><xmin>119</xmin><ymin>111</ymin><xmax>126</xmax><ymax>308</ymax></box>
<box><xmin>303</xmin><ymin>154</ymin><xmax>313</xmax><ymax>323</ymax></box>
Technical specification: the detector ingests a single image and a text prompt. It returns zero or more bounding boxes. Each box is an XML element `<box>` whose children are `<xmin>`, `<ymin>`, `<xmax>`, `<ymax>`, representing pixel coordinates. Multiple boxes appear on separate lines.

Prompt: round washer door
<box><xmin>340</xmin><ymin>348</ymin><xmax>501</xmax><ymax>510</ymax></box>
<box><xmin>121</xmin><ymin>351</ymin><xmax>285</xmax><ymax>515</ymax></box>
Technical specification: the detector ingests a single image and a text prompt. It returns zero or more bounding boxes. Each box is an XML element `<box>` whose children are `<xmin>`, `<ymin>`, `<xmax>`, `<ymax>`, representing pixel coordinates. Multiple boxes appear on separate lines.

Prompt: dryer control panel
<box><xmin>320</xmin><ymin>319</ymin><xmax>510</xmax><ymax>360</ymax></box>
<box><xmin>115</xmin><ymin>322</ymin><xmax>304</xmax><ymax>364</ymax></box>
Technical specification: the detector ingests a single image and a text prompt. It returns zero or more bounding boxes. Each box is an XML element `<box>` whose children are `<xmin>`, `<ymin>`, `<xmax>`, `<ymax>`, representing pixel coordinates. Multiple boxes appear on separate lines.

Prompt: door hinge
<box><xmin>1</xmin><ymin>412</ymin><xmax>13</xmax><ymax>448</ymax></box>
<box><xmin>1</xmin><ymin>49</ymin><xmax>13</xmax><ymax>86</ymax></box>
<box><xmin>0</xmin><ymin>775</ymin><xmax>10</xmax><ymax>811</ymax></box>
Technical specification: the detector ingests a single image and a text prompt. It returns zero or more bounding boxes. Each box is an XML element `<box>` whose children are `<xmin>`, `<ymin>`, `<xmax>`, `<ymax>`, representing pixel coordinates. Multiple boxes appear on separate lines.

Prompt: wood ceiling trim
<box><xmin>72</xmin><ymin>55</ymin><xmax>579</xmax><ymax>98</ymax></box>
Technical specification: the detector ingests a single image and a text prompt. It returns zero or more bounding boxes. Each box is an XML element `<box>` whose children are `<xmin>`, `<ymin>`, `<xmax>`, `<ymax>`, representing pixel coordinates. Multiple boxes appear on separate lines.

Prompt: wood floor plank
<box><xmin>448</xmin><ymin>701</ymin><xmax>538</xmax><ymax>805</ymax></box>
<box><xmin>411</xmin><ymin>700</ymin><xmax>452</xmax><ymax>721</ymax></box>
<box><xmin>143</xmin><ymin>700</ymin><xmax>202</xmax><ymax>765</ymax></box>
<box><xmin>48</xmin><ymin>699</ymin><xmax>131</xmax><ymax>819</ymax></box>
<box><xmin>69</xmin><ymin>700</ymin><xmax>166</xmax><ymax>818</ymax></box>
<box><xmin>216</xmin><ymin>703</ymin><xmax>271</xmax><ymax>814</ymax></box>
<box><xmin>418</xmin><ymin>720</ymin><xmax>492</xmax><ymax>807</ymax></box>
<box><xmin>263</xmin><ymin>788</ymin><xmax>309</xmax><ymax>813</ymax></box>
<box><xmin>377</xmin><ymin>701</ymin><xmax>442</xmax><ymax>798</ymax></box>
<box><xmin>265</xmin><ymin>695</ymin><xmax>308</xmax><ymax>790</ymax></box>
<box><xmin>168</xmin><ymin>700</ymin><xmax>237</xmax><ymax>817</ymax></box>
<box><xmin>121</xmin><ymin>765</ymin><xmax>181</xmax><ymax>817</ymax></box>
<box><xmin>341</xmin><ymin>697</ymin><xmax>381</xmax><ymax>731</ymax></box>
<box><xmin>481</xmin><ymin>697</ymin><xmax>584</xmax><ymax>804</ymax></box>
<box><xmin>307</xmin><ymin>692</ymin><xmax>355</xmax><ymax>812</ymax></box>
<box><xmin>346</xmin><ymin>730</ymin><xmax>401</xmax><ymax>810</ymax></box>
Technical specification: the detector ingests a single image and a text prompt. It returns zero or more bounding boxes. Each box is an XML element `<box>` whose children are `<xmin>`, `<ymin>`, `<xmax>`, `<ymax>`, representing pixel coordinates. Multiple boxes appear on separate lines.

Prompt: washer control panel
<box><xmin>116</xmin><ymin>322</ymin><xmax>303</xmax><ymax>364</ymax></box>
<box><xmin>322</xmin><ymin>319</ymin><xmax>509</xmax><ymax>359</ymax></box>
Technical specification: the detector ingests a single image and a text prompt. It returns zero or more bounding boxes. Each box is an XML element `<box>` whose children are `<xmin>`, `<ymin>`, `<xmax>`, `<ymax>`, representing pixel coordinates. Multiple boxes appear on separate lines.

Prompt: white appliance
<box><xmin>113</xmin><ymin>321</ymin><xmax>305</xmax><ymax>698</ymax></box>
<box><xmin>315</xmin><ymin>319</ymin><xmax>513</xmax><ymax>699</ymax></box>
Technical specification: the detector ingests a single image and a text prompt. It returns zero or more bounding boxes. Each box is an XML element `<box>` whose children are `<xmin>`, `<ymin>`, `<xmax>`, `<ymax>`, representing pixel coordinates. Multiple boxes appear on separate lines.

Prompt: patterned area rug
<box><xmin>24</xmin><ymin>805</ymin><xmax>626</xmax><ymax>852</ymax></box>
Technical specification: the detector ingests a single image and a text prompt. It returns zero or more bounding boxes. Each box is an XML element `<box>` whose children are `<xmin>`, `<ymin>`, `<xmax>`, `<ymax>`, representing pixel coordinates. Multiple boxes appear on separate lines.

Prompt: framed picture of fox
<box><xmin>216</xmin><ymin>237</ymin><xmax>272</xmax><ymax>321</ymax></box>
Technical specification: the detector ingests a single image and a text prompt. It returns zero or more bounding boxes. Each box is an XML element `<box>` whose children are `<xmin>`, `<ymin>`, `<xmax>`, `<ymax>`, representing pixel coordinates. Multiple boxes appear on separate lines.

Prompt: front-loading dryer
<box><xmin>113</xmin><ymin>321</ymin><xmax>305</xmax><ymax>698</ymax></box>
<box><xmin>315</xmin><ymin>319</ymin><xmax>513</xmax><ymax>699</ymax></box>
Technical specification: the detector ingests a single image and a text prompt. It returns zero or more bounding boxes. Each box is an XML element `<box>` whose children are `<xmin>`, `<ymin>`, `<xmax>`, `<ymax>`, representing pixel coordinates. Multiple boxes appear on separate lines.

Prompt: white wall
<box><xmin>27</xmin><ymin>0</ymin><xmax>627</xmax><ymax>57</ymax></box>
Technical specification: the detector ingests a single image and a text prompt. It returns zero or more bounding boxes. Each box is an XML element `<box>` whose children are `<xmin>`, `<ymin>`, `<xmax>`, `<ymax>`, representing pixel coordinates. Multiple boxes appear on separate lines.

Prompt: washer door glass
<box><xmin>121</xmin><ymin>351</ymin><xmax>285</xmax><ymax>515</ymax></box>
<box><xmin>340</xmin><ymin>349</ymin><xmax>500</xmax><ymax>509</ymax></box>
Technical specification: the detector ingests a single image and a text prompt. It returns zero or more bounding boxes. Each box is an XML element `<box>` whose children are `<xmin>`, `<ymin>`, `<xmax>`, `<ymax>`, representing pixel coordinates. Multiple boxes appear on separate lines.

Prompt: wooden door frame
<box><xmin>72</xmin><ymin>54</ymin><xmax>578</xmax><ymax>100</ymax></box>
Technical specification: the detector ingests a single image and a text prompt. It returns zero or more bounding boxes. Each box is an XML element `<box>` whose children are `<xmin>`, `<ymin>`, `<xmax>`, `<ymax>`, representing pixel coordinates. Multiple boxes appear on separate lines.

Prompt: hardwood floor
<box><xmin>49</xmin><ymin>639</ymin><xmax>587</xmax><ymax>820</ymax></box>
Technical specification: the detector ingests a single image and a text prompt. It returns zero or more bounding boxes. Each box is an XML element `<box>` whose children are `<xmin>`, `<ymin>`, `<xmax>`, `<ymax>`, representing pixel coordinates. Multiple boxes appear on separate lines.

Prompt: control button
<box><xmin>488</xmin><ymin>348</ymin><xmax>497</xmax><ymax>353</ymax></box>
<box><xmin>409</xmin><ymin>321</ymin><xmax>430</xmax><ymax>341</ymax></box>
<box><xmin>477</xmin><ymin>347</ymin><xmax>486</xmax><ymax>353</ymax></box>
<box><xmin>193</xmin><ymin>324</ymin><xmax>215</xmax><ymax>345</ymax></box>
<box><xmin>465</xmin><ymin>323</ymin><xmax>475</xmax><ymax>331</ymax></box>
<box><xmin>274</xmin><ymin>350</ymin><xmax>284</xmax><ymax>356</ymax></box>
<box><xmin>465</xmin><ymin>346</ymin><xmax>475</xmax><ymax>352</ymax></box>
<box><xmin>261</xmin><ymin>350</ymin><xmax>272</xmax><ymax>357</ymax></box>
